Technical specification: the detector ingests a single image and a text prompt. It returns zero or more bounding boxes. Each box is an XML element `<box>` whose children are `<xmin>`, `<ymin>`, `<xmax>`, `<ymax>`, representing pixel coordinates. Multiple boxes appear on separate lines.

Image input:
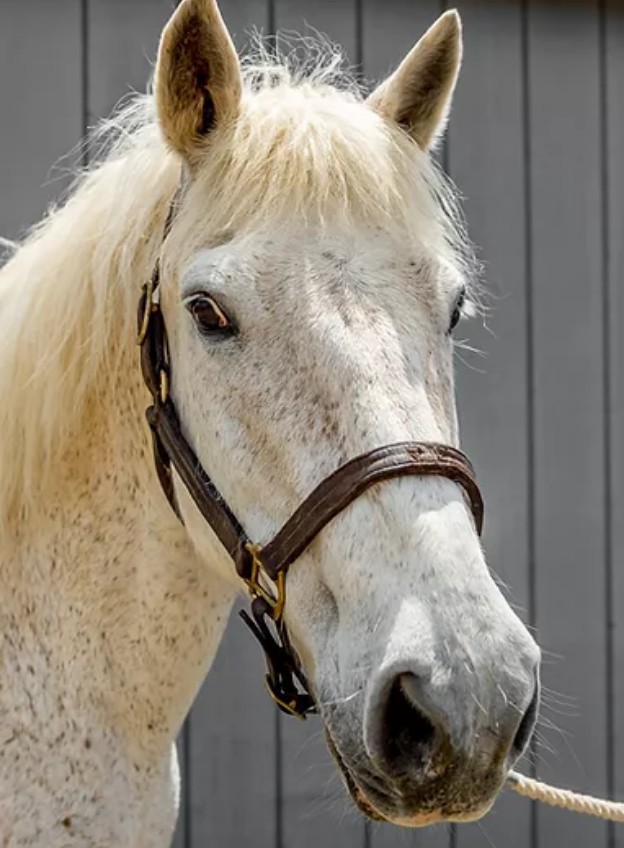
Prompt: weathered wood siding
<box><xmin>0</xmin><ymin>1</ymin><xmax>622</xmax><ymax>846</ymax></box>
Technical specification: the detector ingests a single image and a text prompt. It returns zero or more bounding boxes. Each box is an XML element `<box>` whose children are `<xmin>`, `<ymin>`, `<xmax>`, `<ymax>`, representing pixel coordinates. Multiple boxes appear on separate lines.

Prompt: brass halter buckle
<box><xmin>263</xmin><ymin>675</ymin><xmax>307</xmax><ymax>719</ymax></box>
<box><xmin>243</xmin><ymin>543</ymin><xmax>286</xmax><ymax>622</ymax></box>
<box><xmin>136</xmin><ymin>274</ymin><xmax>156</xmax><ymax>346</ymax></box>
<box><xmin>137</xmin><ymin>277</ymin><xmax>169</xmax><ymax>405</ymax></box>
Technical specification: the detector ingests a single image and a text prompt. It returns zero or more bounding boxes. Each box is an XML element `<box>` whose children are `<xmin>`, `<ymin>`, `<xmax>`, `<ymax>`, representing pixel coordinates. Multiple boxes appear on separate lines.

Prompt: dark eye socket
<box><xmin>187</xmin><ymin>295</ymin><xmax>236</xmax><ymax>338</ymax></box>
<box><xmin>448</xmin><ymin>289</ymin><xmax>466</xmax><ymax>334</ymax></box>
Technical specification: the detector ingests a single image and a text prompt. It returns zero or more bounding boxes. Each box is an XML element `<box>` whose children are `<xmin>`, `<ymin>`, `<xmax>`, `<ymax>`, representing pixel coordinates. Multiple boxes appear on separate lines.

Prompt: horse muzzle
<box><xmin>324</xmin><ymin>649</ymin><xmax>540</xmax><ymax>825</ymax></box>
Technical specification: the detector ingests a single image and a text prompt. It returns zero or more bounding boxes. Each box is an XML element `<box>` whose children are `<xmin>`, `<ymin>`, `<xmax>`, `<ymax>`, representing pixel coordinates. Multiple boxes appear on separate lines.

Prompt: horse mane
<box><xmin>0</xmin><ymin>43</ymin><xmax>473</xmax><ymax>531</ymax></box>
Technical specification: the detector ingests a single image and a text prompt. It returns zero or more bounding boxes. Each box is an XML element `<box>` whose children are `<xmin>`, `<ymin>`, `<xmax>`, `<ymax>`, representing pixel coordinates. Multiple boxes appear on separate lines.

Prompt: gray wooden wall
<box><xmin>1</xmin><ymin>1</ymin><xmax>622</xmax><ymax>847</ymax></box>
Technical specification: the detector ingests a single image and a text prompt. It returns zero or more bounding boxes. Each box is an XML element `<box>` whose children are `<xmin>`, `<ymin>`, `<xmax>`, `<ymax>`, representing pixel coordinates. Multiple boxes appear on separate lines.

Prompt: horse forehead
<box><xmin>182</xmin><ymin>227</ymin><xmax>429</xmax><ymax>307</ymax></box>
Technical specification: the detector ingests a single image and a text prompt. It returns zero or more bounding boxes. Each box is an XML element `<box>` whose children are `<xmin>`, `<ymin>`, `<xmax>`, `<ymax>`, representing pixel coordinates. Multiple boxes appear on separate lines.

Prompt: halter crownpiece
<box><xmin>137</xmin><ymin>201</ymin><xmax>484</xmax><ymax>719</ymax></box>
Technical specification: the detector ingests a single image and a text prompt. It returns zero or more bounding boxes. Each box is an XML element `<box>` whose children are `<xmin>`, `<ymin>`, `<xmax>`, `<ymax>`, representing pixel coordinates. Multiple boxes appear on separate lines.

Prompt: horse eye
<box><xmin>448</xmin><ymin>289</ymin><xmax>466</xmax><ymax>334</ymax></box>
<box><xmin>187</xmin><ymin>295</ymin><xmax>236</xmax><ymax>337</ymax></box>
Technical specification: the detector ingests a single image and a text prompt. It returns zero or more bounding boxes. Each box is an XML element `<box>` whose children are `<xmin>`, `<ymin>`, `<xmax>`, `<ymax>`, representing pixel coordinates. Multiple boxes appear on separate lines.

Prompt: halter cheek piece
<box><xmin>137</xmin><ymin>202</ymin><xmax>484</xmax><ymax>719</ymax></box>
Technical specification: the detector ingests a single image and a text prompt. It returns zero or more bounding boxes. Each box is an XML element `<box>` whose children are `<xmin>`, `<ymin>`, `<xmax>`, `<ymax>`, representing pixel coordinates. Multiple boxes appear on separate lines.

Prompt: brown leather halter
<box><xmin>137</xmin><ymin>206</ymin><xmax>484</xmax><ymax>719</ymax></box>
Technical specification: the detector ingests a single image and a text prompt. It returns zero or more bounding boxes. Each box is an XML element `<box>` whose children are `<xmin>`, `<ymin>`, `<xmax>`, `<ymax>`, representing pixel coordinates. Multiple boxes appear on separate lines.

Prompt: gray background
<box><xmin>0</xmin><ymin>1</ymin><xmax>622</xmax><ymax>847</ymax></box>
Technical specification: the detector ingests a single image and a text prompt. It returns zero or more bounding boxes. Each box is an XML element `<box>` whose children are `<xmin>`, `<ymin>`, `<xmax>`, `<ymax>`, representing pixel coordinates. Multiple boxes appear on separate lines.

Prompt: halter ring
<box><xmin>264</xmin><ymin>675</ymin><xmax>307</xmax><ymax>719</ymax></box>
<box><xmin>244</xmin><ymin>543</ymin><xmax>286</xmax><ymax>621</ymax></box>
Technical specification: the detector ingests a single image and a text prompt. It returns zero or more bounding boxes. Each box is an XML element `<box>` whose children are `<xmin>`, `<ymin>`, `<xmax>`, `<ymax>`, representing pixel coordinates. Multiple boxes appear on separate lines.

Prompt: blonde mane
<box><xmin>0</xmin><ymin>48</ymin><xmax>472</xmax><ymax>531</ymax></box>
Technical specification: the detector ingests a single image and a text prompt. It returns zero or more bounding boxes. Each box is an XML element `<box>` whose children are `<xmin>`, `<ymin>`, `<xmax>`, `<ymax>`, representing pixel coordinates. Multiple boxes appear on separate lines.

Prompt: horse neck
<box><xmin>4</xmin><ymin>231</ymin><xmax>237</xmax><ymax>768</ymax></box>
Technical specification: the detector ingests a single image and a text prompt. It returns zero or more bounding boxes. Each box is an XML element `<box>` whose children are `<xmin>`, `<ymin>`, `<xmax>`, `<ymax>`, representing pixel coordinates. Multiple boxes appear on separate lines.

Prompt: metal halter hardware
<box><xmin>137</xmin><ymin>206</ymin><xmax>485</xmax><ymax>720</ymax></box>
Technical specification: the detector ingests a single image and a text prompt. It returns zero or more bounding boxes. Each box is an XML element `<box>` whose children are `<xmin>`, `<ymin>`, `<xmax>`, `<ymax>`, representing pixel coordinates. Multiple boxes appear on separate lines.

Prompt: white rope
<box><xmin>508</xmin><ymin>771</ymin><xmax>624</xmax><ymax>823</ymax></box>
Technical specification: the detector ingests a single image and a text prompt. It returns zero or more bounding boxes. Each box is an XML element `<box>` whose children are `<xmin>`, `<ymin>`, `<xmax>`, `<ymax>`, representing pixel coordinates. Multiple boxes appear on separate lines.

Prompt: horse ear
<box><xmin>366</xmin><ymin>10</ymin><xmax>462</xmax><ymax>151</ymax></box>
<box><xmin>155</xmin><ymin>0</ymin><xmax>242</xmax><ymax>162</ymax></box>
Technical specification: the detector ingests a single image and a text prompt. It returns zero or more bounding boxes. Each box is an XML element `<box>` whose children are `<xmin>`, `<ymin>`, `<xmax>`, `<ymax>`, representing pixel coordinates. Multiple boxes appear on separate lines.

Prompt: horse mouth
<box><xmin>324</xmin><ymin>728</ymin><xmax>390</xmax><ymax>822</ymax></box>
<box><xmin>324</xmin><ymin>727</ymin><xmax>498</xmax><ymax>827</ymax></box>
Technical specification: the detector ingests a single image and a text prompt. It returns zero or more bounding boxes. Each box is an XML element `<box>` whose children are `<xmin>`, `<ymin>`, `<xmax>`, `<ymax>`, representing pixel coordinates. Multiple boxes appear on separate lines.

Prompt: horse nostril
<box><xmin>511</xmin><ymin>681</ymin><xmax>540</xmax><ymax>757</ymax></box>
<box><xmin>380</xmin><ymin>674</ymin><xmax>439</xmax><ymax>770</ymax></box>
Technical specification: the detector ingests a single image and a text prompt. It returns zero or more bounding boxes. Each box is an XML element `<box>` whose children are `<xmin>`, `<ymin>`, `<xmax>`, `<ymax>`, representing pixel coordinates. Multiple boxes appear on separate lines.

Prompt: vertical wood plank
<box><xmin>447</xmin><ymin>3</ymin><xmax>532</xmax><ymax>847</ymax></box>
<box><xmin>369</xmin><ymin>821</ymin><xmax>452</xmax><ymax>848</ymax></box>
<box><xmin>362</xmin><ymin>0</ymin><xmax>441</xmax><ymax>86</ymax></box>
<box><xmin>605</xmin><ymin>1</ymin><xmax>624</xmax><ymax>846</ymax></box>
<box><xmin>269</xmin><ymin>8</ymin><xmax>363</xmax><ymax>848</ymax></box>
<box><xmin>361</xmin><ymin>4</ymin><xmax>448</xmax><ymax>846</ymax></box>
<box><xmin>222</xmin><ymin>0</ymin><xmax>272</xmax><ymax>48</ymax></box>
<box><xmin>188</xmin><ymin>600</ymin><xmax>279</xmax><ymax>848</ymax></box>
<box><xmin>527</xmin><ymin>3</ymin><xmax>608</xmax><ymax>847</ymax></box>
<box><xmin>87</xmin><ymin>0</ymin><xmax>173</xmax><ymax>125</ymax></box>
<box><xmin>275</xmin><ymin>0</ymin><xmax>358</xmax><ymax>62</ymax></box>
<box><xmin>0</xmin><ymin>0</ymin><xmax>83</xmax><ymax>240</ymax></box>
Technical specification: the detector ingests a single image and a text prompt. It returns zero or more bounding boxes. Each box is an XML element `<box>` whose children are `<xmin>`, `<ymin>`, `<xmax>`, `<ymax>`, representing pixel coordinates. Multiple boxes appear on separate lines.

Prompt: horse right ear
<box><xmin>366</xmin><ymin>10</ymin><xmax>462</xmax><ymax>151</ymax></box>
<box><xmin>155</xmin><ymin>0</ymin><xmax>242</xmax><ymax>163</ymax></box>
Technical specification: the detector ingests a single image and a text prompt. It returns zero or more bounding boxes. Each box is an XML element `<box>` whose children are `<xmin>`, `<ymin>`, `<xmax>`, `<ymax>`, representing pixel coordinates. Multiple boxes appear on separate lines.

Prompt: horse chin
<box><xmin>323</xmin><ymin>726</ymin><xmax>498</xmax><ymax>828</ymax></box>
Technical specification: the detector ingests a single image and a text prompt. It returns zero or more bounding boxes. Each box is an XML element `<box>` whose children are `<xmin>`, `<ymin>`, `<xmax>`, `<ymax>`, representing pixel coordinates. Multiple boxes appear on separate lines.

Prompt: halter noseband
<box><xmin>137</xmin><ymin>205</ymin><xmax>484</xmax><ymax>719</ymax></box>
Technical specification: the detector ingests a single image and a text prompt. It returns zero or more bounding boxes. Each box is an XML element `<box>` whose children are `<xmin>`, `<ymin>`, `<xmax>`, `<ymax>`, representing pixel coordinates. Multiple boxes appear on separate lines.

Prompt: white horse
<box><xmin>0</xmin><ymin>1</ymin><xmax>540</xmax><ymax>844</ymax></box>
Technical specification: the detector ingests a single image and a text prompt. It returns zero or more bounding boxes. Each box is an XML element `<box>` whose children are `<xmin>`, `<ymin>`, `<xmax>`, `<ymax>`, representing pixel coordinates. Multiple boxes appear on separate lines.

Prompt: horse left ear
<box><xmin>155</xmin><ymin>0</ymin><xmax>242</xmax><ymax>163</ymax></box>
<box><xmin>366</xmin><ymin>10</ymin><xmax>462</xmax><ymax>151</ymax></box>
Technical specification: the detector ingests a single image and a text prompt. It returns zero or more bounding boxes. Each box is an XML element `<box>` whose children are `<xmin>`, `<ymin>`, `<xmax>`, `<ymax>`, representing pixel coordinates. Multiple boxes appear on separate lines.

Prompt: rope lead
<box><xmin>508</xmin><ymin>771</ymin><xmax>624</xmax><ymax>823</ymax></box>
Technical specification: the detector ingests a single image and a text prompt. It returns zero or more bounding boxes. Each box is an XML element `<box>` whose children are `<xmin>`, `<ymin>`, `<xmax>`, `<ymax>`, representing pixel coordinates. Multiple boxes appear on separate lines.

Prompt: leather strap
<box><xmin>238</xmin><ymin>442</ymin><xmax>483</xmax><ymax>581</ymax></box>
<box><xmin>147</xmin><ymin>400</ymin><xmax>250</xmax><ymax>557</ymax></box>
